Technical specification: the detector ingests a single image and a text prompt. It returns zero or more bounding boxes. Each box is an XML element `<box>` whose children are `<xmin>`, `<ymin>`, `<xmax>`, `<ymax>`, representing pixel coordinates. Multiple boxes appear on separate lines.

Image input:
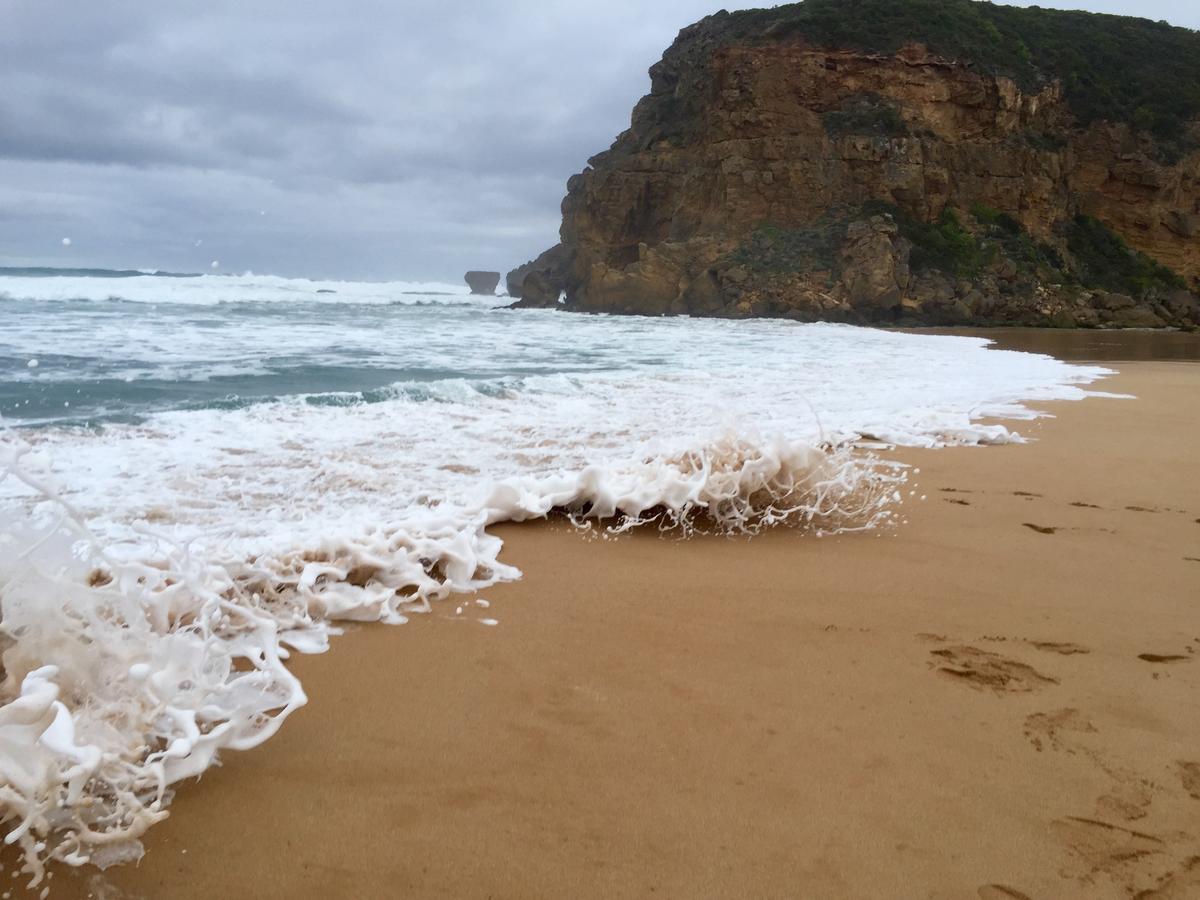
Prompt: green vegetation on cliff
<box><xmin>821</xmin><ymin>92</ymin><xmax>907</xmax><ymax>138</ymax></box>
<box><xmin>725</xmin><ymin>223</ymin><xmax>841</xmax><ymax>276</ymax></box>
<box><xmin>859</xmin><ymin>201</ymin><xmax>1063</xmax><ymax>280</ymax></box>
<box><xmin>1065</xmin><ymin>215</ymin><xmax>1187</xmax><ymax>295</ymax></box>
<box><xmin>733</xmin><ymin>201</ymin><xmax>1188</xmax><ymax>299</ymax></box>
<box><xmin>890</xmin><ymin>206</ymin><xmax>990</xmax><ymax>277</ymax></box>
<box><xmin>970</xmin><ymin>204</ymin><xmax>1066</xmax><ymax>276</ymax></box>
<box><xmin>863</xmin><ymin>202</ymin><xmax>1185</xmax><ymax>295</ymax></box>
<box><xmin>711</xmin><ymin>0</ymin><xmax>1200</xmax><ymax>147</ymax></box>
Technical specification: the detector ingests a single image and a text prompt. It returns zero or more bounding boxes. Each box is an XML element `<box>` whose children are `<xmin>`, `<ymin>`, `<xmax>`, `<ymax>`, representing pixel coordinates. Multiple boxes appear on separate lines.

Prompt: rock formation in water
<box><xmin>519</xmin><ymin>0</ymin><xmax>1200</xmax><ymax>327</ymax></box>
<box><xmin>507</xmin><ymin>270</ymin><xmax>563</xmax><ymax>309</ymax></box>
<box><xmin>464</xmin><ymin>271</ymin><xmax>501</xmax><ymax>295</ymax></box>
<box><xmin>505</xmin><ymin>244</ymin><xmax>569</xmax><ymax>305</ymax></box>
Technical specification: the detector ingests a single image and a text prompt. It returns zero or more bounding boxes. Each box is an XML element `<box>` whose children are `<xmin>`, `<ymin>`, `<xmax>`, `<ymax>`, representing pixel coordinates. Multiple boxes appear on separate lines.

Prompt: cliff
<box><xmin>517</xmin><ymin>0</ymin><xmax>1200</xmax><ymax>327</ymax></box>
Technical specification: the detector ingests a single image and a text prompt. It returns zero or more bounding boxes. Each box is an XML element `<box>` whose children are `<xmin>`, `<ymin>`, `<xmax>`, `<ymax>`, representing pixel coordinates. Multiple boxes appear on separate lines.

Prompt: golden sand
<box><xmin>18</xmin><ymin>354</ymin><xmax>1200</xmax><ymax>899</ymax></box>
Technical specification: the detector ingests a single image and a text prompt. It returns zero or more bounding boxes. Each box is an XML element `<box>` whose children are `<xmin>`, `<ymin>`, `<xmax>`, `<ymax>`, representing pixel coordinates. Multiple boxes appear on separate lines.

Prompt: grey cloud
<box><xmin>1</xmin><ymin>0</ymin><xmax>1196</xmax><ymax>281</ymax></box>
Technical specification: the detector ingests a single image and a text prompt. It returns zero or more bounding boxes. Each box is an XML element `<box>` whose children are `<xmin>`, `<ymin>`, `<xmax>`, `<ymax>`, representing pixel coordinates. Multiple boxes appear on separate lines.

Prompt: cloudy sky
<box><xmin>1</xmin><ymin>0</ymin><xmax>1196</xmax><ymax>282</ymax></box>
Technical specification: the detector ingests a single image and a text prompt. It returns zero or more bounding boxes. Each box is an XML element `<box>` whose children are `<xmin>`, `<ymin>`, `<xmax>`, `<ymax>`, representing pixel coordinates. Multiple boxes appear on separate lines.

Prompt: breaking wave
<box><xmin>0</xmin><ymin>272</ymin><xmax>486</xmax><ymax>307</ymax></box>
<box><xmin>0</xmin><ymin>431</ymin><xmax>901</xmax><ymax>885</ymax></box>
<box><xmin>0</xmin><ymin>273</ymin><xmax>1119</xmax><ymax>887</ymax></box>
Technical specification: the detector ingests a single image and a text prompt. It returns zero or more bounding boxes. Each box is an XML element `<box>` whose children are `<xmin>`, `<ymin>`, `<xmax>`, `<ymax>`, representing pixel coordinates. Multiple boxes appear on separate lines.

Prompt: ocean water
<box><xmin>0</xmin><ymin>270</ymin><xmax>1115</xmax><ymax>882</ymax></box>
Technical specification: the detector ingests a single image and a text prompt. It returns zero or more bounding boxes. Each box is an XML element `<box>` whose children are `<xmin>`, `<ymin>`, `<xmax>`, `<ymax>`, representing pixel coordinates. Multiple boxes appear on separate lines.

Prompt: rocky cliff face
<box><xmin>522</xmin><ymin>2</ymin><xmax>1200</xmax><ymax>328</ymax></box>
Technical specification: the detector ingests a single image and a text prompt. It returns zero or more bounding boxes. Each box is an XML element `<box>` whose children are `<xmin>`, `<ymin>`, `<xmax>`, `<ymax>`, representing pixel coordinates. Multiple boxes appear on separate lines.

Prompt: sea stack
<box><xmin>505</xmin><ymin>244</ymin><xmax>569</xmax><ymax>301</ymax></box>
<box><xmin>516</xmin><ymin>0</ymin><xmax>1200</xmax><ymax>328</ymax></box>
<box><xmin>507</xmin><ymin>270</ymin><xmax>562</xmax><ymax>309</ymax></box>
<box><xmin>464</xmin><ymin>270</ymin><xmax>501</xmax><ymax>295</ymax></box>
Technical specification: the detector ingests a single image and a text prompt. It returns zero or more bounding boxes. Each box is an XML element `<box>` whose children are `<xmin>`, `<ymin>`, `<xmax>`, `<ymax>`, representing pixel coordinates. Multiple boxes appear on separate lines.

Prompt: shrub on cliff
<box><xmin>727</xmin><ymin>204</ymin><xmax>1188</xmax><ymax>304</ymax></box>
<box><xmin>862</xmin><ymin>203</ymin><xmax>989</xmax><ymax>277</ymax></box>
<box><xmin>822</xmin><ymin>93</ymin><xmax>907</xmax><ymax>138</ymax></box>
<box><xmin>971</xmin><ymin>204</ymin><xmax>1066</xmax><ymax>277</ymax></box>
<box><xmin>725</xmin><ymin>223</ymin><xmax>842</xmax><ymax>277</ymax></box>
<box><xmin>1064</xmin><ymin>215</ymin><xmax>1187</xmax><ymax>296</ymax></box>
<box><xmin>714</xmin><ymin>0</ymin><xmax>1200</xmax><ymax>150</ymax></box>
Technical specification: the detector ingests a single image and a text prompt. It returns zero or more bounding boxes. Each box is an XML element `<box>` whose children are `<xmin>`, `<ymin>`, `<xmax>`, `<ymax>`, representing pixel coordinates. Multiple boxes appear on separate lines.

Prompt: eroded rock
<box><xmin>464</xmin><ymin>271</ymin><xmax>501</xmax><ymax>295</ymax></box>
<box><xmin>512</xmin><ymin>7</ymin><xmax>1199</xmax><ymax>327</ymax></box>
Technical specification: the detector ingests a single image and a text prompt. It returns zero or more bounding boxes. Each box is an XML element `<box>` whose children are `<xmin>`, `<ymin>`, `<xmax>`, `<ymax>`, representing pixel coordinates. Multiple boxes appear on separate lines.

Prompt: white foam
<box><xmin>0</xmin><ymin>272</ymin><xmax>482</xmax><ymax>307</ymax></box>
<box><xmin>0</xmin><ymin>429</ymin><xmax>901</xmax><ymax>885</ymax></box>
<box><xmin>0</xmin><ymin>313</ymin><xmax>1117</xmax><ymax>886</ymax></box>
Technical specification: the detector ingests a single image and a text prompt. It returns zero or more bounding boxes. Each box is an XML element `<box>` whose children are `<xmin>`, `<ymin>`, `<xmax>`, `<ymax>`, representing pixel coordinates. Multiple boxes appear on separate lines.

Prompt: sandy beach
<box><xmin>17</xmin><ymin>341</ymin><xmax>1200</xmax><ymax>899</ymax></box>
<box><xmin>4</xmin><ymin>0</ymin><xmax>1200</xmax><ymax>895</ymax></box>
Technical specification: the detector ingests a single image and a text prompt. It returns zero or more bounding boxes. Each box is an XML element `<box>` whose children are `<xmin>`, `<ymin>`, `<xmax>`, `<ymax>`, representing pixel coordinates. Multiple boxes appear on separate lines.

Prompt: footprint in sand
<box><xmin>1095</xmin><ymin>781</ymin><xmax>1155</xmax><ymax>822</ymax></box>
<box><xmin>1179</xmin><ymin>762</ymin><xmax>1200</xmax><ymax>800</ymax></box>
<box><xmin>1139</xmin><ymin>858</ymin><xmax>1200</xmax><ymax>899</ymax></box>
<box><xmin>1071</xmin><ymin>501</ymin><xmax>1103</xmax><ymax>509</ymax></box>
<box><xmin>930</xmin><ymin>646</ymin><xmax>1058</xmax><ymax>694</ymax></box>
<box><xmin>1053</xmin><ymin>817</ymin><xmax>1200</xmax><ymax>898</ymax></box>
<box><xmin>1028</xmin><ymin>641</ymin><xmax>1090</xmax><ymax>656</ymax></box>
<box><xmin>1023</xmin><ymin>522</ymin><xmax>1058</xmax><ymax>534</ymax></box>
<box><xmin>1024</xmin><ymin>708</ymin><xmax>1097</xmax><ymax>752</ymax></box>
<box><xmin>1024</xmin><ymin>711</ymin><xmax>1157</xmax><ymax>821</ymax></box>
<box><xmin>915</xmin><ymin>632</ymin><xmax>951</xmax><ymax>643</ymax></box>
<box><xmin>943</xmin><ymin>498</ymin><xmax>971</xmax><ymax>506</ymax></box>
<box><xmin>1051</xmin><ymin>817</ymin><xmax>1166</xmax><ymax>886</ymax></box>
<box><xmin>977</xmin><ymin>886</ymin><xmax>1032</xmax><ymax>900</ymax></box>
<box><xmin>1138</xmin><ymin>653</ymin><xmax>1192</xmax><ymax>664</ymax></box>
<box><xmin>1013</xmin><ymin>491</ymin><xmax>1042</xmax><ymax>499</ymax></box>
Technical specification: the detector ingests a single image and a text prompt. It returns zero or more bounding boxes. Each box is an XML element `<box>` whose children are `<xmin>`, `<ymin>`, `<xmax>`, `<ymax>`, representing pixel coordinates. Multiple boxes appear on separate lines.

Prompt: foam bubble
<box><xmin>0</xmin><ymin>271</ymin><xmax>476</xmax><ymax>306</ymax></box>
<box><xmin>0</xmin><ymin>292</ymin><xmax>1118</xmax><ymax>883</ymax></box>
<box><xmin>0</xmin><ymin>430</ymin><xmax>900</xmax><ymax>883</ymax></box>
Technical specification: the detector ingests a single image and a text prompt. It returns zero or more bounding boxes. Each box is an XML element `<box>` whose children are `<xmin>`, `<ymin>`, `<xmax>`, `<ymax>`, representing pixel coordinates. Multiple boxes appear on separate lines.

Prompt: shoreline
<box><xmin>907</xmin><ymin>326</ymin><xmax>1200</xmax><ymax>362</ymax></box>
<box><xmin>10</xmin><ymin>355</ymin><xmax>1200</xmax><ymax>899</ymax></box>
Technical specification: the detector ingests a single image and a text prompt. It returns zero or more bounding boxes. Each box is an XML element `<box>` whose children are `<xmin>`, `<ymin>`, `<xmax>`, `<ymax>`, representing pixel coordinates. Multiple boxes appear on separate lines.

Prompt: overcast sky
<box><xmin>1</xmin><ymin>1</ymin><xmax>1196</xmax><ymax>282</ymax></box>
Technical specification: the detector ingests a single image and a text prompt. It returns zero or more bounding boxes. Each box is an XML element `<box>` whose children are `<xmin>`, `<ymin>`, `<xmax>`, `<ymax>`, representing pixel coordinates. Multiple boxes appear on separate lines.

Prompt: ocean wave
<box><xmin>0</xmin><ymin>267</ymin><xmax>201</xmax><ymax>279</ymax></box>
<box><xmin>0</xmin><ymin>311</ymin><xmax>1120</xmax><ymax>887</ymax></box>
<box><xmin>0</xmin><ymin>431</ymin><xmax>902</xmax><ymax>885</ymax></box>
<box><xmin>0</xmin><ymin>272</ymin><xmax>488</xmax><ymax>307</ymax></box>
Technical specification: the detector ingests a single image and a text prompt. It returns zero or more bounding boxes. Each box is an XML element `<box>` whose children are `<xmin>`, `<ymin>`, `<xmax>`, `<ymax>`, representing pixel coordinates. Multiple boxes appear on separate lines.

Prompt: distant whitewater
<box><xmin>0</xmin><ymin>270</ymin><xmax>1113</xmax><ymax>884</ymax></box>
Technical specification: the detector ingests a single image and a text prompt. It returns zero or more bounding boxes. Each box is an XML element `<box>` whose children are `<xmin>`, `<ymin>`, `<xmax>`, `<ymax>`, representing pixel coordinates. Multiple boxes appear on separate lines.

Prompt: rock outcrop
<box><xmin>505</xmin><ymin>244</ymin><xmax>570</xmax><ymax>300</ymax></box>
<box><xmin>464</xmin><ymin>271</ymin><xmax>501</xmax><ymax>295</ymax></box>
<box><xmin>518</xmin><ymin>0</ymin><xmax>1200</xmax><ymax>327</ymax></box>
<box><xmin>507</xmin><ymin>270</ymin><xmax>563</xmax><ymax>309</ymax></box>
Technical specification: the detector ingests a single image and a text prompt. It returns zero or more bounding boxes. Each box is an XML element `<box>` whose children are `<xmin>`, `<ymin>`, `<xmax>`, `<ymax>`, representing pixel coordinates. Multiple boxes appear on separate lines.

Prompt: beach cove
<box><xmin>24</xmin><ymin>333</ymin><xmax>1199</xmax><ymax>900</ymax></box>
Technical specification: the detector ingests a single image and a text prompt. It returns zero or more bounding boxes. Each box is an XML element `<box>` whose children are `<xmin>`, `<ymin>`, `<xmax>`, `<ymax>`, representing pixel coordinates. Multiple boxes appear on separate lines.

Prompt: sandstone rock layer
<box><xmin>464</xmin><ymin>271</ymin><xmax>501</xmax><ymax>295</ymax></box>
<box><xmin>523</xmin><ymin>3</ymin><xmax>1200</xmax><ymax>327</ymax></box>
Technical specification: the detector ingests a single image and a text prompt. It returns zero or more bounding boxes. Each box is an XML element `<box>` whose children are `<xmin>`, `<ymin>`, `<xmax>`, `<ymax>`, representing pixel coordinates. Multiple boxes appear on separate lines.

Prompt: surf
<box><xmin>0</xmin><ymin>272</ymin><xmax>1116</xmax><ymax>886</ymax></box>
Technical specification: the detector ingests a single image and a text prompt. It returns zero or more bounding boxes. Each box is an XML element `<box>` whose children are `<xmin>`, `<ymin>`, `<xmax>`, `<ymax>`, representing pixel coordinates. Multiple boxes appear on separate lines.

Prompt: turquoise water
<box><xmin>0</xmin><ymin>290</ymin><xmax>633</xmax><ymax>426</ymax></box>
<box><xmin>0</xmin><ymin>269</ymin><xmax>1119</xmax><ymax>881</ymax></box>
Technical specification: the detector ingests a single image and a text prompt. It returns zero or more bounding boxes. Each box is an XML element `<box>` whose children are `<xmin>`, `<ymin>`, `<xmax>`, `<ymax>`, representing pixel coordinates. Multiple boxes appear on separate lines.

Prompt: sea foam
<box><xmin>0</xmin><ymin>272</ymin><xmax>477</xmax><ymax>307</ymax></box>
<box><xmin>0</xmin><ymin>431</ymin><xmax>901</xmax><ymax>885</ymax></box>
<box><xmin>0</xmin><ymin>274</ymin><xmax>1117</xmax><ymax>885</ymax></box>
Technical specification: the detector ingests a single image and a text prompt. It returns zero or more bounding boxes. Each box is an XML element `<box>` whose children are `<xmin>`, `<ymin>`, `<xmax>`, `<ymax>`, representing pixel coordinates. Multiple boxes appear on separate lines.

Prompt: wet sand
<box><xmin>18</xmin><ymin>351</ymin><xmax>1200</xmax><ymax>898</ymax></box>
<box><xmin>912</xmin><ymin>326</ymin><xmax>1200</xmax><ymax>362</ymax></box>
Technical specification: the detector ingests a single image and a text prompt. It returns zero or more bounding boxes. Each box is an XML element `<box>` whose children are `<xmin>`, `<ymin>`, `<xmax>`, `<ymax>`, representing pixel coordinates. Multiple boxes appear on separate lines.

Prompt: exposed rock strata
<box><xmin>506</xmin><ymin>271</ymin><xmax>562</xmax><ymax>309</ymax></box>
<box><xmin>464</xmin><ymin>271</ymin><xmax>501</xmax><ymax>295</ymax></box>
<box><xmin>505</xmin><ymin>244</ymin><xmax>569</xmax><ymax>300</ymax></box>
<box><xmin>520</xmin><ymin>5</ymin><xmax>1200</xmax><ymax>327</ymax></box>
